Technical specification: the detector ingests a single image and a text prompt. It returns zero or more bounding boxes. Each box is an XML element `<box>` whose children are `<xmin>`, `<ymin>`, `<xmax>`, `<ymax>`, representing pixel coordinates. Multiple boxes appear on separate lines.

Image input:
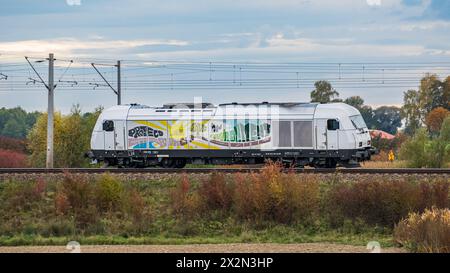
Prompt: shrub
<box><xmin>328</xmin><ymin>177</ymin><xmax>449</xmax><ymax>228</ymax></box>
<box><xmin>170</xmin><ymin>175</ymin><xmax>199</xmax><ymax>218</ymax></box>
<box><xmin>94</xmin><ymin>174</ymin><xmax>124</xmax><ymax>211</ymax></box>
<box><xmin>2</xmin><ymin>179</ymin><xmax>46</xmax><ymax>210</ymax></box>
<box><xmin>55</xmin><ymin>191</ymin><xmax>70</xmax><ymax>215</ymax></box>
<box><xmin>125</xmin><ymin>189</ymin><xmax>146</xmax><ymax>222</ymax></box>
<box><xmin>0</xmin><ymin>149</ymin><xmax>28</xmax><ymax>168</ymax></box>
<box><xmin>59</xmin><ymin>172</ymin><xmax>92</xmax><ymax>211</ymax></box>
<box><xmin>399</xmin><ymin>128</ymin><xmax>430</xmax><ymax>168</ymax></box>
<box><xmin>399</xmin><ymin>117</ymin><xmax>450</xmax><ymax>168</ymax></box>
<box><xmin>198</xmin><ymin>173</ymin><xmax>233</xmax><ymax>213</ymax></box>
<box><xmin>395</xmin><ymin>207</ymin><xmax>450</xmax><ymax>253</ymax></box>
<box><xmin>233</xmin><ymin>162</ymin><xmax>319</xmax><ymax>224</ymax></box>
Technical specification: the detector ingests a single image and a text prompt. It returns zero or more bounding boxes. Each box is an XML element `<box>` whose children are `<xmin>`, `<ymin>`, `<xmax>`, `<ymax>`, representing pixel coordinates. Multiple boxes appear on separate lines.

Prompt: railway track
<box><xmin>0</xmin><ymin>168</ymin><xmax>449</xmax><ymax>174</ymax></box>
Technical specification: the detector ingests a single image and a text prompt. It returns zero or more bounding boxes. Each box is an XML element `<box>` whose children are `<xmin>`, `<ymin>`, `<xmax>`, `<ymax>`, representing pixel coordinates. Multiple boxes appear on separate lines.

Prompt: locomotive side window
<box><xmin>103</xmin><ymin>120</ymin><xmax>114</xmax><ymax>132</ymax></box>
<box><xmin>327</xmin><ymin>119</ymin><xmax>339</xmax><ymax>131</ymax></box>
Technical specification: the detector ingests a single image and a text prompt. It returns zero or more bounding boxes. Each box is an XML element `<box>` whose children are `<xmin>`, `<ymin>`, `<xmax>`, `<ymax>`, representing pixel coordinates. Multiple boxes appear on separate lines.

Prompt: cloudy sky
<box><xmin>1</xmin><ymin>0</ymin><xmax>450</xmax><ymax>113</ymax></box>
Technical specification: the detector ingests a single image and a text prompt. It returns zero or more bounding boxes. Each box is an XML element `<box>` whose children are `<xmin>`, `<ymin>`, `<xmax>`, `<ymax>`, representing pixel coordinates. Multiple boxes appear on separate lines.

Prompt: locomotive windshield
<box><xmin>350</xmin><ymin>115</ymin><xmax>367</xmax><ymax>129</ymax></box>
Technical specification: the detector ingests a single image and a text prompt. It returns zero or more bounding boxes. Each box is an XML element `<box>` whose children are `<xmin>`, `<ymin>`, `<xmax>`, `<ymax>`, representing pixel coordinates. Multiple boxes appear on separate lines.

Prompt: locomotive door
<box><xmin>315</xmin><ymin>119</ymin><xmax>327</xmax><ymax>150</ymax></box>
<box><xmin>315</xmin><ymin>119</ymin><xmax>339</xmax><ymax>150</ymax></box>
<box><xmin>114</xmin><ymin>120</ymin><xmax>126</xmax><ymax>150</ymax></box>
<box><xmin>103</xmin><ymin>120</ymin><xmax>115</xmax><ymax>150</ymax></box>
<box><xmin>326</xmin><ymin>119</ymin><xmax>339</xmax><ymax>150</ymax></box>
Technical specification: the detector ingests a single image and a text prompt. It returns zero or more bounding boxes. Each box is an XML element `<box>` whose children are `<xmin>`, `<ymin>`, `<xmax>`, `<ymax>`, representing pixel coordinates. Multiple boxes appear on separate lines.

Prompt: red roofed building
<box><xmin>369</xmin><ymin>130</ymin><xmax>395</xmax><ymax>140</ymax></box>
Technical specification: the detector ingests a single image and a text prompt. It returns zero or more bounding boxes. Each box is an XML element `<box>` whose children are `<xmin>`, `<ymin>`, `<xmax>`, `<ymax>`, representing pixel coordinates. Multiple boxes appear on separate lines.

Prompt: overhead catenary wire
<box><xmin>1</xmin><ymin>53</ymin><xmax>450</xmax><ymax>97</ymax></box>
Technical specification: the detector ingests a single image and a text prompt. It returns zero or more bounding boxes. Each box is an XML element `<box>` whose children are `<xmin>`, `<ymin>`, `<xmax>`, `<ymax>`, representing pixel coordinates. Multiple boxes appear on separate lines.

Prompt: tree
<box><xmin>343</xmin><ymin>96</ymin><xmax>377</xmax><ymax>129</ymax></box>
<box><xmin>27</xmin><ymin>112</ymin><xmax>63</xmax><ymax>167</ymax></box>
<box><xmin>310</xmin><ymin>81</ymin><xmax>339</xmax><ymax>103</ymax></box>
<box><xmin>27</xmin><ymin>105</ymin><xmax>103</xmax><ymax>168</ymax></box>
<box><xmin>419</xmin><ymin>74</ymin><xmax>445</xmax><ymax>115</ymax></box>
<box><xmin>443</xmin><ymin>76</ymin><xmax>450</xmax><ymax>110</ymax></box>
<box><xmin>0</xmin><ymin>107</ymin><xmax>41</xmax><ymax>139</ymax></box>
<box><xmin>425</xmin><ymin>107</ymin><xmax>450</xmax><ymax>134</ymax></box>
<box><xmin>402</xmin><ymin>89</ymin><xmax>422</xmax><ymax>135</ymax></box>
<box><xmin>344</xmin><ymin>96</ymin><xmax>365</xmax><ymax>109</ymax></box>
<box><xmin>373</xmin><ymin>106</ymin><xmax>402</xmax><ymax>135</ymax></box>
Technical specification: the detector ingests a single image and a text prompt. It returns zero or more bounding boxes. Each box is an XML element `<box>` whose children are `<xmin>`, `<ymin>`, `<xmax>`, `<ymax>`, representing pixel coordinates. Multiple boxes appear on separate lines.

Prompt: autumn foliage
<box><xmin>425</xmin><ymin>107</ymin><xmax>450</xmax><ymax>133</ymax></box>
<box><xmin>0</xmin><ymin>149</ymin><xmax>28</xmax><ymax>168</ymax></box>
<box><xmin>0</xmin><ymin>136</ymin><xmax>27</xmax><ymax>153</ymax></box>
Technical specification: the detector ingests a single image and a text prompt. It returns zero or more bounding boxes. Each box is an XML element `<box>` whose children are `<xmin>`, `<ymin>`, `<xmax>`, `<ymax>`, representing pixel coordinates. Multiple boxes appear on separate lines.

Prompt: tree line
<box><xmin>0</xmin><ymin>73</ymin><xmax>448</xmax><ymax>168</ymax></box>
<box><xmin>310</xmin><ymin>74</ymin><xmax>450</xmax><ymax>136</ymax></box>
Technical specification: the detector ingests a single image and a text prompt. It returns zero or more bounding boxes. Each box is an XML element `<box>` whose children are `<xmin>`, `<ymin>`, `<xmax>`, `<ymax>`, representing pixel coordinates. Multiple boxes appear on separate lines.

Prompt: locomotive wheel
<box><xmin>173</xmin><ymin>158</ymin><xmax>187</xmax><ymax>169</ymax></box>
<box><xmin>160</xmin><ymin>158</ymin><xmax>174</xmax><ymax>168</ymax></box>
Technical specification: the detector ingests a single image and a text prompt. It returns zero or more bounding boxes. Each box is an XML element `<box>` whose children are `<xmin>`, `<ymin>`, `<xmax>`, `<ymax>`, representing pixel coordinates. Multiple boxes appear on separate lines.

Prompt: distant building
<box><xmin>370</xmin><ymin>130</ymin><xmax>395</xmax><ymax>140</ymax></box>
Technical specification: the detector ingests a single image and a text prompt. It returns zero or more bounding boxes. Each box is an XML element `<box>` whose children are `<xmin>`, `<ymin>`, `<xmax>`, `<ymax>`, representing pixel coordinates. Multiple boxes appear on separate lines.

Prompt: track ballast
<box><xmin>0</xmin><ymin>168</ymin><xmax>449</xmax><ymax>175</ymax></box>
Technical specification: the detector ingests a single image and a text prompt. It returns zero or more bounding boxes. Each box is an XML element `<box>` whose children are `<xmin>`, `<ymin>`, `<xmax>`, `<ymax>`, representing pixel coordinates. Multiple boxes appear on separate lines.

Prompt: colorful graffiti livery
<box><xmin>127</xmin><ymin>120</ymin><xmax>271</xmax><ymax>150</ymax></box>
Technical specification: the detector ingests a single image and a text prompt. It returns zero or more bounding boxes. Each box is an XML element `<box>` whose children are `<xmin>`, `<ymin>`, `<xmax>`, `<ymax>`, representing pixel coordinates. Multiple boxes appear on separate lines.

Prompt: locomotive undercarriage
<box><xmin>89</xmin><ymin>147</ymin><xmax>376</xmax><ymax>169</ymax></box>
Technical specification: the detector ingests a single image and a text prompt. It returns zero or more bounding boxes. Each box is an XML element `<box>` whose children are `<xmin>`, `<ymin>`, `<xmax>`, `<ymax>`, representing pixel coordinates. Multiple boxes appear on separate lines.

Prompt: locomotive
<box><xmin>87</xmin><ymin>102</ymin><xmax>376</xmax><ymax>168</ymax></box>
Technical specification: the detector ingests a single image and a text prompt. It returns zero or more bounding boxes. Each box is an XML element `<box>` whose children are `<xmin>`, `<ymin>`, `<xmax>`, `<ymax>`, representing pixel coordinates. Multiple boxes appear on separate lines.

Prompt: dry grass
<box><xmin>395</xmin><ymin>207</ymin><xmax>450</xmax><ymax>253</ymax></box>
<box><xmin>361</xmin><ymin>160</ymin><xmax>408</xmax><ymax>168</ymax></box>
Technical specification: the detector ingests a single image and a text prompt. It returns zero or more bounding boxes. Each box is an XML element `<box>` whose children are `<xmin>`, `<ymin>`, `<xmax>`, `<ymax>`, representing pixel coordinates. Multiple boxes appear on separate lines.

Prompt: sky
<box><xmin>0</xmin><ymin>0</ymin><xmax>450</xmax><ymax>113</ymax></box>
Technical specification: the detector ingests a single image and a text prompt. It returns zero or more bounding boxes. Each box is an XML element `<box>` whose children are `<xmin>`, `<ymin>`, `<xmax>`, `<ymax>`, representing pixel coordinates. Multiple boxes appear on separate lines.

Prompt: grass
<box><xmin>0</xmin><ymin>227</ymin><xmax>395</xmax><ymax>247</ymax></box>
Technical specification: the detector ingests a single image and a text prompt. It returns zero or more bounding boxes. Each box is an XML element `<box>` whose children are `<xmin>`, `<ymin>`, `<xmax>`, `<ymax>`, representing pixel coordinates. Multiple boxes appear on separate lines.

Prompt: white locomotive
<box><xmin>87</xmin><ymin>102</ymin><xmax>376</xmax><ymax>168</ymax></box>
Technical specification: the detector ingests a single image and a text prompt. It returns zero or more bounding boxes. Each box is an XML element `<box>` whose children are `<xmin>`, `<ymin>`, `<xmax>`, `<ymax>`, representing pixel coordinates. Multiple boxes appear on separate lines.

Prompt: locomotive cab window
<box><xmin>327</xmin><ymin>119</ymin><xmax>339</xmax><ymax>131</ymax></box>
<box><xmin>103</xmin><ymin>120</ymin><xmax>114</xmax><ymax>132</ymax></box>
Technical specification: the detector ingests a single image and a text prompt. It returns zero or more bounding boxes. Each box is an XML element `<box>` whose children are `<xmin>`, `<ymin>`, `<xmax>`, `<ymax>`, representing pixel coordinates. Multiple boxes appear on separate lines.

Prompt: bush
<box><xmin>0</xmin><ymin>149</ymin><xmax>28</xmax><ymax>168</ymax></box>
<box><xmin>2</xmin><ymin>179</ymin><xmax>47</xmax><ymax>211</ymax></box>
<box><xmin>399</xmin><ymin>129</ymin><xmax>430</xmax><ymax>168</ymax></box>
<box><xmin>399</xmin><ymin>117</ymin><xmax>450</xmax><ymax>168</ymax></box>
<box><xmin>328</xmin><ymin>177</ymin><xmax>449</xmax><ymax>228</ymax></box>
<box><xmin>170</xmin><ymin>175</ymin><xmax>199</xmax><ymax>218</ymax></box>
<box><xmin>95</xmin><ymin>174</ymin><xmax>124</xmax><ymax>211</ymax></box>
<box><xmin>198</xmin><ymin>173</ymin><xmax>233</xmax><ymax>213</ymax></box>
<box><xmin>172</xmin><ymin>162</ymin><xmax>321</xmax><ymax>225</ymax></box>
<box><xmin>234</xmin><ymin>163</ymin><xmax>320</xmax><ymax>224</ymax></box>
<box><xmin>59</xmin><ymin>172</ymin><xmax>92</xmax><ymax>212</ymax></box>
<box><xmin>395</xmin><ymin>207</ymin><xmax>450</xmax><ymax>253</ymax></box>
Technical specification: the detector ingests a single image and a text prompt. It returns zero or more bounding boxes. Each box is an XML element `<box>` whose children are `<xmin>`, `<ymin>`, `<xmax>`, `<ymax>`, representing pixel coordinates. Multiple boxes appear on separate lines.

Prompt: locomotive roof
<box><xmin>100</xmin><ymin>102</ymin><xmax>359</xmax><ymax>121</ymax></box>
<box><xmin>128</xmin><ymin>102</ymin><xmax>318</xmax><ymax>109</ymax></box>
<box><xmin>219</xmin><ymin>102</ymin><xmax>318</xmax><ymax>107</ymax></box>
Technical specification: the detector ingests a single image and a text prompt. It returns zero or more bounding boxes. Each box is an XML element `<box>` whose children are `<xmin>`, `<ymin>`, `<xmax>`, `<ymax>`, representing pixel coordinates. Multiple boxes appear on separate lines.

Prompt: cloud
<box><xmin>367</xmin><ymin>0</ymin><xmax>382</xmax><ymax>6</ymax></box>
<box><xmin>0</xmin><ymin>38</ymin><xmax>189</xmax><ymax>56</ymax></box>
<box><xmin>66</xmin><ymin>0</ymin><xmax>81</xmax><ymax>6</ymax></box>
<box><xmin>133</xmin><ymin>33</ymin><xmax>429</xmax><ymax>62</ymax></box>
